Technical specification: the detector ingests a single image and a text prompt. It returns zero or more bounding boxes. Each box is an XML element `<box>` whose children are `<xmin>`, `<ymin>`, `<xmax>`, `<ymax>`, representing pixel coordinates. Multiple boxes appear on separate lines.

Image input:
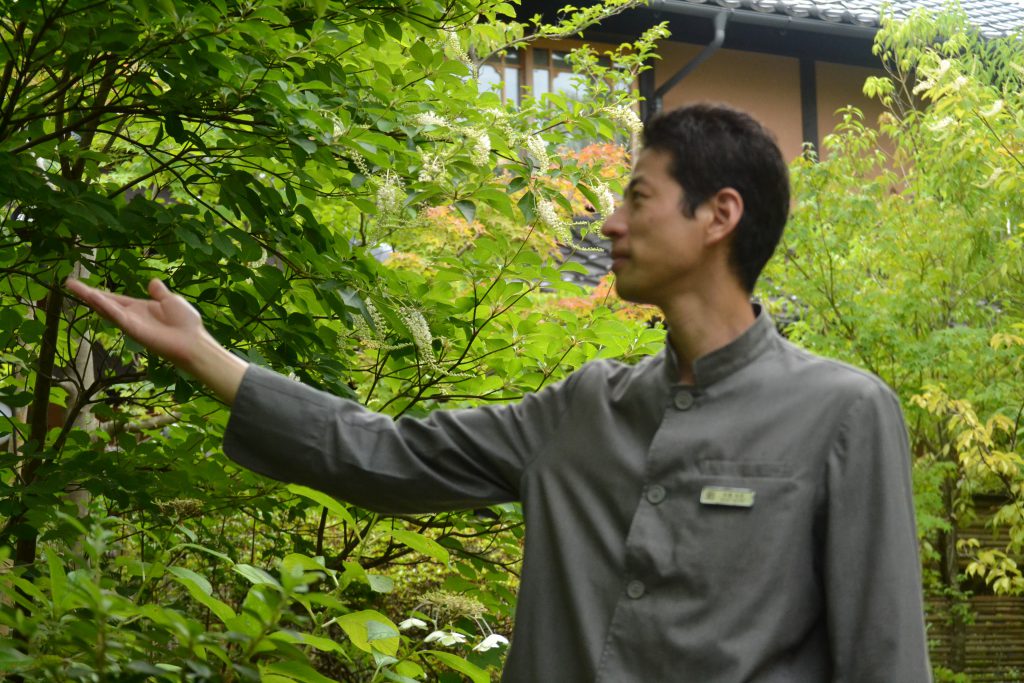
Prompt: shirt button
<box><xmin>674</xmin><ymin>391</ymin><xmax>695</xmax><ymax>410</ymax></box>
<box><xmin>626</xmin><ymin>580</ymin><xmax>646</xmax><ymax>599</ymax></box>
<box><xmin>646</xmin><ymin>484</ymin><xmax>666</xmax><ymax>505</ymax></box>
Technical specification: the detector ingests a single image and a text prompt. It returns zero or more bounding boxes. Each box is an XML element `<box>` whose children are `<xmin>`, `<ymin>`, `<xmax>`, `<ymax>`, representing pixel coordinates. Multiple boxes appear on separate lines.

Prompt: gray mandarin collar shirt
<box><xmin>225</xmin><ymin>308</ymin><xmax>932</xmax><ymax>682</ymax></box>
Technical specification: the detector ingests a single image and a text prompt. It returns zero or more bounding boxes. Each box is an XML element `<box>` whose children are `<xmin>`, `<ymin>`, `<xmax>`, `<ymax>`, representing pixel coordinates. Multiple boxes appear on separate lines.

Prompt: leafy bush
<box><xmin>0</xmin><ymin>0</ymin><xmax>667</xmax><ymax>678</ymax></box>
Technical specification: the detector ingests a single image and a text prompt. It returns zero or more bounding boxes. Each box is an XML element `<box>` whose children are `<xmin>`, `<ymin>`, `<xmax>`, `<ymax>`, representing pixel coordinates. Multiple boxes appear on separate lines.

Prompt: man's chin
<box><xmin>611</xmin><ymin>280</ymin><xmax>650</xmax><ymax>306</ymax></box>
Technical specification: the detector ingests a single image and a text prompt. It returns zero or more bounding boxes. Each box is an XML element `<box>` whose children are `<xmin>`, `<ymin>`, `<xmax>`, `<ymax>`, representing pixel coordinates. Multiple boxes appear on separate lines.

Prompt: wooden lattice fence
<box><xmin>927</xmin><ymin>495</ymin><xmax>1024</xmax><ymax>682</ymax></box>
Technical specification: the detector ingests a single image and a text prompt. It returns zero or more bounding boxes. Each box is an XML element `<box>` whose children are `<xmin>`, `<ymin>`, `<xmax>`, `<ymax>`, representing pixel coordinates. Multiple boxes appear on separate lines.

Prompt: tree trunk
<box><xmin>940</xmin><ymin>473</ymin><xmax>968</xmax><ymax>673</ymax></box>
<box><xmin>14</xmin><ymin>283</ymin><xmax>63</xmax><ymax>569</ymax></box>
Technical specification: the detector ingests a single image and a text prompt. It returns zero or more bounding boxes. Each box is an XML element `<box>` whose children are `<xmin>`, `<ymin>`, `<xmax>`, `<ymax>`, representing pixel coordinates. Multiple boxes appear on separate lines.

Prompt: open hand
<box><xmin>66</xmin><ymin>278</ymin><xmax>206</xmax><ymax>370</ymax></box>
<box><xmin>66</xmin><ymin>278</ymin><xmax>248</xmax><ymax>404</ymax></box>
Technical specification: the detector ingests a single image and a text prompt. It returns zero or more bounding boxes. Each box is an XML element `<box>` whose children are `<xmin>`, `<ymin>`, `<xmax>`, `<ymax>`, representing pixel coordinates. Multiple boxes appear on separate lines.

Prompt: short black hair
<box><xmin>642</xmin><ymin>103</ymin><xmax>790</xmax><ymax>293</ymax></box>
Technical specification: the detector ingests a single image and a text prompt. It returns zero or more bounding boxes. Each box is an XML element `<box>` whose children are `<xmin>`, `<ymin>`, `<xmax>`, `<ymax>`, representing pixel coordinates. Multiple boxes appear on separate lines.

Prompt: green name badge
<box><xmin>700</xmin><ymin>486</ymin><xmax>755</xmax><ymax>508</ymax></box>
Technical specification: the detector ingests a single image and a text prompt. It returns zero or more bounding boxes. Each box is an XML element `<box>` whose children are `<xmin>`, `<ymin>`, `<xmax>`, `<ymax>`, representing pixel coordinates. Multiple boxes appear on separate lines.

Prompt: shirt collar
<box><xmin>662</xmin><ymin>303</ymin><xmax>776</xmax><ymax>388</ymax></box>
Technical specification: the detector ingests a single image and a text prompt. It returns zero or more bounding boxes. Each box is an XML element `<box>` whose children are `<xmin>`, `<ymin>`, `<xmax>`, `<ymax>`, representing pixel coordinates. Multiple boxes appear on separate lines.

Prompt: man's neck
<box><xmin>660</xmin><ymin>287</ymin><xmax>756</xmax><ymax>385</ymax></box>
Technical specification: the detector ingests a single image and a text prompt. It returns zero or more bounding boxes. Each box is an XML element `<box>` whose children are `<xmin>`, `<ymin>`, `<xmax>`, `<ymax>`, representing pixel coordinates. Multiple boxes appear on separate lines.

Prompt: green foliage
<box><xmin>764</xmin><ymin>12</ymin><xmax>1024</xmax><ymax>677</ymax></box>
<box><xmin>932</xmin><ymin>666</ymin><xmax>974</xmax><ymax>683</ymax></box>
<box><xmin>0</xmin><ymin>0</ymin><xmax>665</xmax><ymax>678</ymax></box>
<box><xmin>765</xmin><ymin>5</ymin><xmax>1024</xmax><ymax>610</ymax></box>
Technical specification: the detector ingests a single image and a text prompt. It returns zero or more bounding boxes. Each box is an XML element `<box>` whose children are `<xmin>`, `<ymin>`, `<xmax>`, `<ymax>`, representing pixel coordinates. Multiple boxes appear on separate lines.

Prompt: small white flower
<box><xmin>414</xmin><ymin>112</ymin><xmax>449</xmax><ymax>128</ymax></box>
<box><xmin>375</xmin><ymin>171</ymin><xmax>405</xmax><ymax>216</ymax></box>
<box><xmin>537</xmin><ymin>198</ymin><xmax>571</xmax><ymax>244</ymax></box>
<box><xmin>401</xmin><ymin>308</ymin><xmax>436</xmax><ymax>364</ymax></box>
<box><xmin>911</xmin><ymin>78</ymin><xmax>935</xmax><ymax>95</ymax></box>
<box><xmin>525</xmin><ymin>135</ymin><xmax>550</xmax><ymax>170</ymax></box>
<box><xmin>537</xmin><ymin>199</ymin><xmax>557</xmax><ymax>226</ymax></box>
<box><xmin>466</xmin><ymin>128</ymin><xmax>491</xmax><ymax>166</ymax></box>
<box><xmin>473</xmin><ymin>634</ymin><xmax>509</xmax><ymax>652</ymax></box>
<box><xmin>349</xmin><ymin>152</ymin><xmax>371</xmax><ymax>177</ymax></box>
<box><xmin>418</xmin><ymin>152</ymin><xmax>445</xmax><ymax>183</ymax></box>
<box><xmin>399</xmin><ymin>617</ymin><xmax>429</xmax><ymax>631</ymax></box>
<box><xmin>351</xmin><ymin>315</ymin><xmax>373</xmax><ymax>343</ymax></box>
<box><xmin>443</xmin><ymin>30</ymin><xmax>470</xmax><ymax>66</ymax></box>
<box><xmin>594</xmin><ymin>182</ymin><xmax>616</xmax><ymax>217</ymax></box>
<box><xmin>604</xmin><ymin>105</ymin><xmax>644</xmax><ymax>136</ymax></box>
<box><xmin>424</xmin><ymin>630</ymin><xmax>468</xmax><ymax>646</ymax></box>
<box><xmin>927</xmin><ymin>116</ymin><xmax>957</xmax><ymax>133</ymax></box>
<box><xmin>487</xmin><ymin>107</ymin><xmax>519</xmax><ymax>145</ymax></box>
<box><xmin>366</xmin><ymin>301</ymin><xmax>388</xmax><ymax>335</ymax></box>
<box><xmin>980</xmin><ymin>99</ymin><xmax>1004</xmax><ymax>118</ymax></box>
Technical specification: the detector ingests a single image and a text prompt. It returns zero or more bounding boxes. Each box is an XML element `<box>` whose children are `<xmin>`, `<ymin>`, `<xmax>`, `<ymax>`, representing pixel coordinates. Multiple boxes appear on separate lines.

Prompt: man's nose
<box><xmin>601</xmin><ymin>206</ymin><xmax>626</xmax><ymax>239</ymax></box>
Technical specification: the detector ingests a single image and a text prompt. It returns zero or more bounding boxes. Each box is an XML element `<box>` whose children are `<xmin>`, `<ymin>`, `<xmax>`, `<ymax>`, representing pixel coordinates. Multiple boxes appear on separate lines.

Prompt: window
<box><xmin>478</xmin><ymin>51</ymin><xmax>523</xmax><ymax>106</ymax></box>
<box><xmin>532</xmin><ymin>48</ymin><xmax>593</xmax><ymax>101</ymax></box>
<box><xmin>477</xmin><ymin>47</ymin><xmax>627</xmax><ymax>106</ymax></box>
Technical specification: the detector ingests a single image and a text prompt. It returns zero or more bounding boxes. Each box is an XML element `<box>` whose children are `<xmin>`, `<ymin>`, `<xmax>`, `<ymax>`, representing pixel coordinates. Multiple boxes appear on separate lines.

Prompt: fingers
<box><xmin>66</xmin><ymin>278</ymin><xmax>143</xmax><ymax>308</ymax></box>
<box><xmin>66</xmin><ymin>278</ymin><xmax>107</xmax><ymax>309</ymax></box>
<box><xmin>148</xmin><ymin>278</ymin><xmax>171</xmax><ymax>301</ymax></box>
<box><xmin>65</xmin><ymin>277</ymin><xmax>90</xmax><ymax>299</ymax></box>
<box><xmin>65</xmin><ymin>278</ymin><xmax>133</xmax><ymax>327</ymax></box>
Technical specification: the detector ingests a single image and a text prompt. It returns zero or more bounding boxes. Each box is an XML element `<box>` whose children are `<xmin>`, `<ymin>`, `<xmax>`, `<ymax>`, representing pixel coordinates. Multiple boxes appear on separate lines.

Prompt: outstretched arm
<box><xmin>66</xmin><ymin>278</ymin><xmax>248</xmax><ymax>405</ymax></box>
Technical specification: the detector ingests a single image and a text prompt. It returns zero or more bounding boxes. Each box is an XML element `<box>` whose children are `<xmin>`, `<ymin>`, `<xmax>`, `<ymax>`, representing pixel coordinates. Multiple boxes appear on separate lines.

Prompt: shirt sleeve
<box><xmin>824</xmin><ymin>380</ymin><xmax>933</xmax><ymax>683</ymax></box>
<box><xmin>222</xmin><ymin>364</ymin><xmax>577</xmax><ymax>514</ymax></box>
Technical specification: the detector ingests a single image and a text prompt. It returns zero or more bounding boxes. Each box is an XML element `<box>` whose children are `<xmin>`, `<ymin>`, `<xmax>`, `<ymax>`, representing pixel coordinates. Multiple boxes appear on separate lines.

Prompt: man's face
<box><xmin>600</xmin><ymin>148</ymin><xmax>712</xmax><ymax>307</ymax></box>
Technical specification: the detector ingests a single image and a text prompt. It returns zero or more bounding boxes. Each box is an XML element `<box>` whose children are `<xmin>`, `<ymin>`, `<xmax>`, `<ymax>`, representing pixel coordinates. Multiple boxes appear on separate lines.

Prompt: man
<box><xmin>68</xmin><ymin>103</ymin><xmax>932</xmax><ymax>681</ymax></box>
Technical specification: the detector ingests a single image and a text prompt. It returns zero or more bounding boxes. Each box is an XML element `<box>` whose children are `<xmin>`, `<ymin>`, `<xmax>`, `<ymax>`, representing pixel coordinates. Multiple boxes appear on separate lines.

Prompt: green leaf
<box><xmin>289</xmin><ymin>136</ymin><xmax>317</xmax><ymax>155</ymax></box>
<box><xmin>164</xmin><ymin>113</ymin><xmax>186</xmax><ymax>143</ymax></box>
<box><xmin>517</xmin><ymin>192</ymin><xmax>536</xmax><ymax>224</ymax></box>
<box><xmin>178</xmin><ymin>543</ymin><xmax>234</xmax><ymax>564</ymax></box>
<box><xmin>17</xmin><ymin>319</ymin><xmax>45</xmax><ymax>345</ymax></box>
<box><xmin>169</xmin><ymin>566</ymin><xmax>237</xmax><ymax>624</ymax></box>
<box><xmin>0</xmin><ymin>646</ymin><xmax>30</xmax><ymax>667</ymax></box>
<box><xmin>366</xmin><ymin>620</ymin><xmax>398</xmax><ymax>643</ymax></box>
<box><xmin>270</xmin><ymin>630</ymin><xmax>347</xmax><ymax>654</ymax></box>
<box><xmin>423</xmin><ymin>650</ymin><xmax>489</xmax><ymax>683</ymax></box>
<box><xmin>168</xmin><ymin>566</ymin><xmax>212</xmax><ymax>595</ymax></box>
<box><xmin>367</xmin><ymin>573</ymin><xmax>395</xmax><ymax>593</ymax></box>
<box><xmin>454</xmin><ymin>200</ymin><xmax>476</xmax><ymax>224</ymax></box>
<box><xmin>383</xmin><ymin>17</ymin><xmax>403</xmax><ymax>41</ymax></box>
<box><xmin>336</xmin><ymin>610</ymin><xmax>400</xmax><ymax>656</ymax></box>
<box><xmin>385</xmin><ymin>529</ymin><xmax>450</xmax><ymax>564</ymax></box>
<box><xmin>474</xmin><ymin>187</ymin><xmax>514</xmax><ymax>219</ymax></box>
<box><xmin>233</xmin><ymin>564</ymin><xmax>281</xmax><ymax>587</ymax></box>
<box><xmin>0</xmin><ymin>389</ymin><xmax>33</xmax><ymax>408</ymax></box>
<box><xmin>287</xmin><ymin>484</ymin><xmax>358</xmax><ymax>529</ymax></box>
<box><xmin>262</xmin><ymin>660</ymin><xmax>338</xmax><ymax>683</ymax></box>
<box><xmin>394</xmin><ymin>659</ymin><xmax>425</xmax><ymax>678</ymax></box>
<box><xmin>409</xmin><ymin>40</ymin><xmax>434</xmax><ymax>67</ymax></box>
<box><xmin>44</xmin><ymin>548</ymin><xmax>67</xmax><ymax>613</ymax></box>
<box><xmin>210</xmin><ymin>231</ymin><xmax>238</xmax><ymax>257</ymax></box>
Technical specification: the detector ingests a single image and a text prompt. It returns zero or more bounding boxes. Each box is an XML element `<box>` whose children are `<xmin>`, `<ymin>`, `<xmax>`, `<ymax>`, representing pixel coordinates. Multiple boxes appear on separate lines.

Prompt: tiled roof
<box><xmin>665</xmin><ymin>1</ymin><xmax>1024</xmax><ymax>38</ymax></box>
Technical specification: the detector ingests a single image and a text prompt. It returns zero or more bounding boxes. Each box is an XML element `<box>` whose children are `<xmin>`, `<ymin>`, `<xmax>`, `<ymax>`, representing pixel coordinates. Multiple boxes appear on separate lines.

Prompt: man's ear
<box><xmin>703</xmin><ymin>187</ymin><xmax>743</xmax><ymax>247</ymax></box>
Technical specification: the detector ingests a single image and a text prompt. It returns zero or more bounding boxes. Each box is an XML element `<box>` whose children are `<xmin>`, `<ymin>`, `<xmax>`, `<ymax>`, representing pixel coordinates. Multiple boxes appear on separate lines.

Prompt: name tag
<box><xmin>700</xmin><ymin>486</ymin><xmax>755</xmax><ymax>508</ymax></box>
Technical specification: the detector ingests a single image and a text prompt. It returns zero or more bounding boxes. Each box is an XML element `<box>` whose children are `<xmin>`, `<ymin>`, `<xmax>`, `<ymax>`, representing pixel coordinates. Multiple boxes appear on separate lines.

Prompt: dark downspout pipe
<box><xmin>639</xmin><ymin>67</ymin><xmax>657</xmax><ymax>123</ymax></box>
<box><xmin>652</xmin><ymin>9</ymin><xmax>729</xmax><ymax>114</ymax></box>
<box><xmin>799</xmin><ymin>58</ymin><xmax>819</xmax><ymax>154</ymax></box>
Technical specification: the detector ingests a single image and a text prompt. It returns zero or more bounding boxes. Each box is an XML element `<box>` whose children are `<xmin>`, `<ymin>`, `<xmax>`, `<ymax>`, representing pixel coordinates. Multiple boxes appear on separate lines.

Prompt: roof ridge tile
<box><xmin>671</xmin><ymin>0</ymin><xmax>1024</xmax><ymax>37</ymax></box>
